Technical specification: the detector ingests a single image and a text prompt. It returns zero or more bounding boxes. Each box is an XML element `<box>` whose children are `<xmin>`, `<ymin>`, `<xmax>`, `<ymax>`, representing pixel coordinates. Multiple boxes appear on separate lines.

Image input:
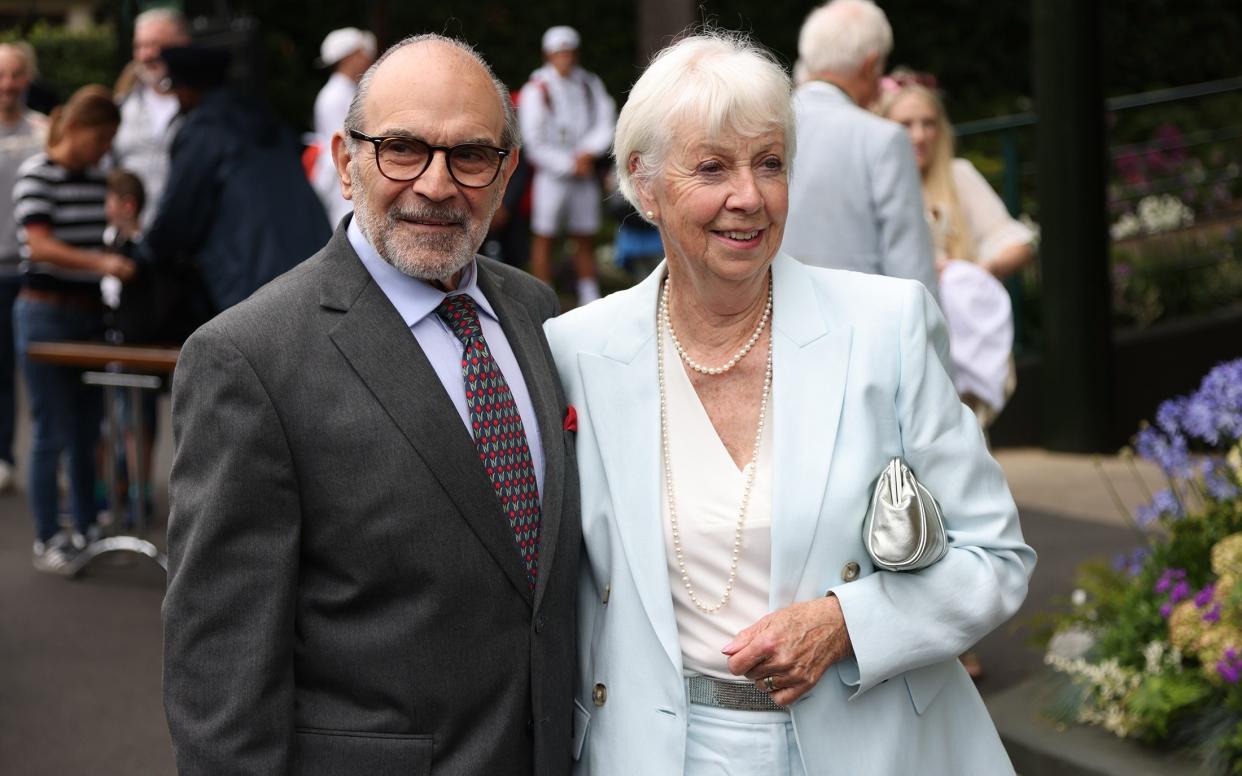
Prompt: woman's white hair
<box><xmin>798</xmin><ymin>0</ymin><xmax>893</xmax><ymax>77</ymax></box>
<box><xmin>613</xmin><ymin>30</ymin><xmax>795</xmax><ymax>215</ymax></box>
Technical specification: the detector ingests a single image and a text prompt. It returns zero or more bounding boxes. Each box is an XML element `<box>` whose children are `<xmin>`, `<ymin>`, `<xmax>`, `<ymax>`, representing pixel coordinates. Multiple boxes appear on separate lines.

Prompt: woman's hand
<box><xmin>722</xmin><ymin>595</ymin><xmax>854</xmax><ymax>706</ymax></box>
<box><xmin>100</xmin><ymin>253</ymin><xmax>137</xmax><ymax>282</ymax></box>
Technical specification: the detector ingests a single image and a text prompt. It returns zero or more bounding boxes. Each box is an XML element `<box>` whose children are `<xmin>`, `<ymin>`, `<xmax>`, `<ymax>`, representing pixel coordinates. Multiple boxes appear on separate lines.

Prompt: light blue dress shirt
<box><xmin>348</xmin><ymin>218</ymin><xmax>545</xmax><ymax>498</ymax></box>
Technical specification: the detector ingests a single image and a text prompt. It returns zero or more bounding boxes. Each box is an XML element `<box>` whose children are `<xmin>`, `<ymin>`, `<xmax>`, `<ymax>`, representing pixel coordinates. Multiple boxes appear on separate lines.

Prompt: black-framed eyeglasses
<box><xmin>348</xmin><ymin>130</ymin><xmax>510</xmax><ymax>189</ymax></box>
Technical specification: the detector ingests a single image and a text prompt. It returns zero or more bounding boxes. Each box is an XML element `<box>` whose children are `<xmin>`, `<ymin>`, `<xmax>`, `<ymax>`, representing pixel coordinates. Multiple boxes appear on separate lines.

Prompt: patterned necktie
<box><xmin>435</xmin><ymin>293</ymin><xmax>541</xmax><ymax>589</ymax></box>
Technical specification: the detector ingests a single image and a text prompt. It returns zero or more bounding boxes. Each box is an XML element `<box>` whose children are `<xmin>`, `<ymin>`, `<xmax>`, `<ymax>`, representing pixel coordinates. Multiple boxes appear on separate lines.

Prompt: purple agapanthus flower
<box><xmin>1155</xmin><ymin>397</ymin><xmax>1186</xmax><ymax>436</ymax></box>
<box><xmin>1204</xmin><ymin>465</ymin><xmax>1240</xmax><ymax>502</ymax></box>
<box><xmin>1194</xmin><ymin>583</ymin><xmax>1216</xmax><ymax>608</ymax></box>
<box><xmin>1137</xmin><ymin>489</ymin><xmax>1184</xmax><ymax>526</ymax></box>
<box><xmin>1180</xmin><ymin>395</ymin><xmax>1220</xmax><ymax>445</ymax></box>
<box><xmin>1218</xmin><ymin>648</ymin><xmax>1242</xmax><ymax>684</ymax></box>
<box><xmin>1134</xmin><ymin>426</ymin><xmax>1190</xmax><ymax>477</ymax></box>
<box><xmin>1112</xmin><ymin>546</ymin><xmax>1150</xmax><ymax>577</ymax></box>
<box><xmin>1203</xmin><ymin>603</ymin><xmax>1222</xmax><ymax>624</ymax></box>
<box><xmin>1160</xmin><ymin>602</ymin><xmax>1174</xmax><ymax>619</ymax></box>
<box><xmin>1155</xmin><ymin>568</ymin><xmax>1188</xmax><ymax>594</ymax></box>
<box><xmin>1168</xmin><ymin>580</ymin><xmax>1192</xmax><ymax>605</ymax></box>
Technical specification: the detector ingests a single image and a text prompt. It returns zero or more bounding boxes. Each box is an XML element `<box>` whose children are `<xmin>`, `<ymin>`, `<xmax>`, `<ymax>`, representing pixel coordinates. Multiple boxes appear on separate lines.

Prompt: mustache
<box><xmin>389</xmin><ymin>204</ymin><xmax>469</xmax><ymax>226</ymax></box>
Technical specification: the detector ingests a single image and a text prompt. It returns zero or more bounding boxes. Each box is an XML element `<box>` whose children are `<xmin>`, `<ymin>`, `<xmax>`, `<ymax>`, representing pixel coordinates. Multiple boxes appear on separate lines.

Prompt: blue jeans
<box><xmin>0</xmin><ymin>275</ymin><xmax>19</xmax><ymax>464</ymax></box>
<box><xmin>14</xmin><ymin>297</ymin><xmax>104</xmax><ymax>542</ymax></box>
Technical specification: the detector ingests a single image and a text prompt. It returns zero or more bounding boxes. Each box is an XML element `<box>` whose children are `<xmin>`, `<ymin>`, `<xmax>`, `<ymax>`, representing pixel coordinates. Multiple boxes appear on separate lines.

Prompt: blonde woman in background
<box><xmin>878</xmin><ymin>77</ymin><xmax>1034</xmax><ymax>280</ymax></box>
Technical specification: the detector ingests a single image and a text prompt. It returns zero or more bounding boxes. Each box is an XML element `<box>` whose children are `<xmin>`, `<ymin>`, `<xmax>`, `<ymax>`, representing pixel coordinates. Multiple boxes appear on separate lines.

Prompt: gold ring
<box><xmin>763</xmin><ymin>676</ymin><xmax>775</xmax><ymax>692</ymax></box>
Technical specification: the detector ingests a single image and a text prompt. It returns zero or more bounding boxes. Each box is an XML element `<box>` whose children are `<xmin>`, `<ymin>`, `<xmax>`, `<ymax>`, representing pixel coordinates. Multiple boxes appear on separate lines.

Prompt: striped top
<box><xmin>13</xmin><ymin>152</ymin><xmax>108</xmax><ymax>293</ymax></box>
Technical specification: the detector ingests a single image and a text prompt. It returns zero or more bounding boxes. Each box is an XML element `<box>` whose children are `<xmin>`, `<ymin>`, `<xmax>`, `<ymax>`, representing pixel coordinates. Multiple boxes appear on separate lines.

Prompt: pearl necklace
<box><xmin>664</xmin><ymin>275</ymin><xmax>773</xmax><ymax>375</ymax></box>
<box><xmin>658</xmin><ymin>274</ymin><xmax>774</xmax><ymax>614</ymax></box>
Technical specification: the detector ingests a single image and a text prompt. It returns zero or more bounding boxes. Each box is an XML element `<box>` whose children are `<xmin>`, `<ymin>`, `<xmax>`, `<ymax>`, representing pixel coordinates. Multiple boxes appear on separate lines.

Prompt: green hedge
<box><xmin>0</xmin><ymin>22</ymin><xmax>117</xmax><ymax>98</ymax></box>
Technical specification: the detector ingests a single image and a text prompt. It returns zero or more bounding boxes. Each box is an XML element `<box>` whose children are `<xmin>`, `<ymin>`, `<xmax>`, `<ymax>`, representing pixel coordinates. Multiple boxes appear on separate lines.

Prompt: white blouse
<box><xmin>659</xmin><ymin>323</ymin><xmax>774</xmax><ymax>679</ymax></box>
<box><xmin>949</xmin><ymin>157</ymin><xmax>1034</xmax><ymax>263</ymax></box>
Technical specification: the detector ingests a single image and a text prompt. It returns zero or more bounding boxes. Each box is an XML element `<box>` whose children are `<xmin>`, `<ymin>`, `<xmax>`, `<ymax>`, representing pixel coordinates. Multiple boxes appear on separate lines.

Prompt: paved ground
<box><xmin>0</xmin><ymin>386</ymin><xmax>1165</xmax><ymax>774</ymax></box>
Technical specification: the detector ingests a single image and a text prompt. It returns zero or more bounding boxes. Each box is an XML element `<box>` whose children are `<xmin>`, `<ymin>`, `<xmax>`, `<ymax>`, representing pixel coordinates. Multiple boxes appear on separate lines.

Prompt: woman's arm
<box><xmin>24</xmin><ymin>223</ymin><xmax>136</xmax><ymax>281</ymax></box>
<box><xmin>952</xmin><ymin>158</ymin><xmax>1035</xmax><ymax>279</ymax></box>
<box><xmin>829</xmin><ymin>282</ymin><xmax>1036</xmax><ymax>695</ymax></box>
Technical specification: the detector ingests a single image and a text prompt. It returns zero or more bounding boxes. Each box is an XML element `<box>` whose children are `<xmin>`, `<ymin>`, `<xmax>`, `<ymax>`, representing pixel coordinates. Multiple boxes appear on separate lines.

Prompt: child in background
<box><xmin>101</xmin><ymin>169</ymin><xmax>157</xmax><ymax>525</ymax></box>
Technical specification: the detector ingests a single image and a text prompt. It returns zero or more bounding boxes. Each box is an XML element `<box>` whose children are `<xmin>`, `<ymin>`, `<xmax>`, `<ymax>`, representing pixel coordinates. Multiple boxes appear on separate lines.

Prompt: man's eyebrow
<box><xmin>372</xmin><ymin>129</ymin><xmax>503</xmax><ymax>147</ymax></box>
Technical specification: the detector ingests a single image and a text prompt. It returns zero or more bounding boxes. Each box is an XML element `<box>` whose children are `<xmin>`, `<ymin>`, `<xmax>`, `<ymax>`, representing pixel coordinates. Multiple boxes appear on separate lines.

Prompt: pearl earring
<box><xmin>646</xmin><ymin>210</ymin><xmax>654</xmax><ymax>219</ymax></box>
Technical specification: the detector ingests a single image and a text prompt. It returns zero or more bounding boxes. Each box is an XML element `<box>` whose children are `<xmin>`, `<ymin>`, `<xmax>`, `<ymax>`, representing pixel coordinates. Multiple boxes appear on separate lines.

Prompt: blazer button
<box><xmin>841</xmin><ymin>561</ymin><xmax>861</xmax><ymax>582</ymax></box>
<box><xmin>592</xmin><ymin>683</ymin><xmax>607</xmax><ymax>707</ymax></box>
<box><xmin>534</xmin><ymin>613</ymin><xmax>546</xmax><ymax>634</ymax></box>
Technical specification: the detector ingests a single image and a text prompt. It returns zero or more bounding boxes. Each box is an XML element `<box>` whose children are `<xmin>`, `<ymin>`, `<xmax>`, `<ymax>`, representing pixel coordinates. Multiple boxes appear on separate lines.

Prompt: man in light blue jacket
<box><xmin>782</xmin><ymin>0</ymin><xmax>938</xmax><ymax>300</ymax></box>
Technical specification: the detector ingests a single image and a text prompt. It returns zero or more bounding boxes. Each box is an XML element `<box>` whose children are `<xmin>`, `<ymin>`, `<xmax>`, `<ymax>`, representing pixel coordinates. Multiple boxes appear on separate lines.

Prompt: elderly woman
<box><xmin>544</xmin><ymin>32</ymin><xmax>1035</xmax><ymax>776</ymax></box>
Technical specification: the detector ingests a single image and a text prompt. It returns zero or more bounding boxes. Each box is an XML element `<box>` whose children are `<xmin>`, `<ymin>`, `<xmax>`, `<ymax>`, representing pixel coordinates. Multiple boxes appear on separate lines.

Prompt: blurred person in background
<box><xmin>879</xmin><ymin>77</ymin><xmax>1035</xmax><ymax>680</ymax></box>
<box><xmin>0</xmin><ymin>41</ymin><xmax>46</xmax><ymax>494</ymax></box>
<box><xmin>112</xmin><ymin>7</ymin><xmax>191</xmax><ymax>230</ymax></box>
<box><xmin>781</xmin><ymin>0</ymin><xmax>937</xmax><ymax>299</ymax></box>
<box><xmin>139</xmin><ymin>45</ymin><xmax>330</xmax><ymax>317</ymax></box>
<box><xmin>878</xmin><ymin>77</ymin><xmax>1035</xmax><ymax>285</ymax></box>
<box><xmin>519</xmin><ymin>25</ymin><xmax>615</xmax><ymax>305</ymax></box>
<box><xmin>310</xmin><ymin>26</ymin><xmax>377</xmax><ymax>228</ymax></box>
<box><xmin>12</xmin><ymin>85</ymin><xmax>134</xmax><ymax>572</ymax></box>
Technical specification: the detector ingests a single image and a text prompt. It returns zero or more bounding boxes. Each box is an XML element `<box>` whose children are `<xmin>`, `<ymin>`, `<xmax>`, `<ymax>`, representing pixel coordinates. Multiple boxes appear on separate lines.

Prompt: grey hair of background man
<box><xmin>342</xmin><ymin>34</ymin><xmax>521</xmax><ymax>151</ymax></box>
<box><xmin>613</xmin><ymin>30</ymin><xmax>795</xmax><ymax>217</ymax></box>
<box><xmin>798</xmin><ymin>0</ymin><xmax>893</xmax><ymax>77</ymax></box>
<box><xmin>134</xmin><ymin>6</ymin><xmax>190</xmax><ymax>37</ymax></box>
<box><xmin>0</xmin><ymin>42</ymin><xmax>38</xmax><ymax>78</ymax></box>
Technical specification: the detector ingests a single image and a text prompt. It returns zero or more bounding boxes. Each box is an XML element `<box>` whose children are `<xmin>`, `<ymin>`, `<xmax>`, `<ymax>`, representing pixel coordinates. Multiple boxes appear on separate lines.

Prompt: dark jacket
<box><xmin>142</xmin><ymin>88</ymin><xmax>331</xmax><ymax>314</ymax></box>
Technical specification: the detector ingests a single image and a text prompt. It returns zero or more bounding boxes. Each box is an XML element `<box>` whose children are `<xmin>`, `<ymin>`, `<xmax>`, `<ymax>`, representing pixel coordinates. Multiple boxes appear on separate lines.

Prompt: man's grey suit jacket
<box><xmin>782</xmin><ymin>81</ymin><xmax>939</xmax><ymax>299</ymax></box>
<box><xmin>163</xmin><ymin>222</ymin><xmax>581</xmax><ymax>776</ymax></box>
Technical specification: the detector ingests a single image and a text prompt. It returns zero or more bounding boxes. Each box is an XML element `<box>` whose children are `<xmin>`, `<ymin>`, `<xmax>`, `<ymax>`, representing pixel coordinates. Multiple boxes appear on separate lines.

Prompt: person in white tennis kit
<box><xmin>518</xmin><ymin>26</ymin><xmax>615</xmax><ymax>305</ymax></box>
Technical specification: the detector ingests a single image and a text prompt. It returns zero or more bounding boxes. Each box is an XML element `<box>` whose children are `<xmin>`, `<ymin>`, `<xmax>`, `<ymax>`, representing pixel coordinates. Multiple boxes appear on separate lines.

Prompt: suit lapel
<box><xmin>580</xmin><ymin>266</ymin><xmax>683</xmax><ymax>673</ymax></box>
<box><xmin>476</xmin><ymin>263</ymin><xmax>566</xmax><ymax>611</ymax></box>
<box><xmin>322</xmin><ymin>239</ymin><xmax>534</xmax><ymax>605</ymax></box>
<box><xmin>768</xmin><ymin>254</ymin><xmax>853</xmax><ymax>609</ymax></box>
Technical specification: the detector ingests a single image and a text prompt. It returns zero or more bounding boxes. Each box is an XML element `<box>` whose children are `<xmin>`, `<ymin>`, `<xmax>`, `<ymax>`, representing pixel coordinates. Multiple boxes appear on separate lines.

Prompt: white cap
<box><xmin>317</xmin><ymin>27</ymin><xmax>377</xmax><ymax>68</ymax></box>
<box><xmin>542</xmin><ymin>26</ymin><xmax>580</xmax><ymax>54</ymax></box>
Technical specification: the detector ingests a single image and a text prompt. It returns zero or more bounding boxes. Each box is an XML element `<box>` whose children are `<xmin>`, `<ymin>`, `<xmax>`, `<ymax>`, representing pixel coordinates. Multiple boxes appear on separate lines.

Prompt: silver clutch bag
<box><xmin>863</xmin><ymin>458</ymin><xmax>948</xmax><ymax>572</ymax></box>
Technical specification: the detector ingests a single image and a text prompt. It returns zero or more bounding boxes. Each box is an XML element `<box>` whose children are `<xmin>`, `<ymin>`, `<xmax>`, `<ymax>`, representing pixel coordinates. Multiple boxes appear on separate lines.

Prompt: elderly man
<box><xmin>162</xmin><ymin>34</ymin><xmax>580</xmax><ymax>776</ymax></box>
<box><xmin>781</xmin><ymin>0</ymin><xmax>937</xmax><ymax>298</ymax></box>
<box><xmin>519</xmin><ymin>25</ymin><xmax>614</xmax><ymax>305</ymax></box>
<box><xmin>112</xmin><ymin>7</ymin><xmax>190</xmax><ymax>228</ymax></box>
<box><xmin>0</xmin><ymin>42</ymin><xmax>44</xmax><ymax>493</ymax></box>
<box><xmin>311</xmin><ymin>26</ymin><xmax>377</xmax><ymax>227</ymax></box>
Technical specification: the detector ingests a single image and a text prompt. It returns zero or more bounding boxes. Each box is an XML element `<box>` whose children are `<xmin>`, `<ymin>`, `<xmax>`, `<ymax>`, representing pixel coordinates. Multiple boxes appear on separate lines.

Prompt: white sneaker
<box><xmin>32</xmin><ymin>533</ymin><xmax>74</xmax><ymax>574</ymax></box>
<box><xmin>0</xmin><ymin>460</ymin><xmax>13</xmax><ymax>493</ymax></box>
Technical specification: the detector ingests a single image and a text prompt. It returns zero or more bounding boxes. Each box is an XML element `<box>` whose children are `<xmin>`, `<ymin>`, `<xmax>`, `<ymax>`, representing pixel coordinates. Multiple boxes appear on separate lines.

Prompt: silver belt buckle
<box><xmin>686</xmin><ymin>675</ymin><xmax>784</xmax><ymax>712</ymax></box>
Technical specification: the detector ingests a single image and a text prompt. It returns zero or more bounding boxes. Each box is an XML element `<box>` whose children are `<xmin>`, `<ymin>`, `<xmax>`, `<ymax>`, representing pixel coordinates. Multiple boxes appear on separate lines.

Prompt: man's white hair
<box><xmin>135</xmin><ymin>7</ymin><xmax>190</xmax><ymax>37</ymax></box>
<box><xmin>798</xmin><ymin>0</ymin><xmax>893</xmax><ymax>77</ymax></box>
<box><xmin>613</xmin><ymin>30</ymin><xmax>795</xmax><ymax>215</ymax></box>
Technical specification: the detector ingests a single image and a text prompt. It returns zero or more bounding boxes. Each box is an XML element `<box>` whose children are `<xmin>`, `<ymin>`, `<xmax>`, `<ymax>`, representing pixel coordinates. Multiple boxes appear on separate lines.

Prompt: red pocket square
<box><xmin>563</xmin><ymin>405</ymin><xmax>578</xmax><ymax>432</ymax></box>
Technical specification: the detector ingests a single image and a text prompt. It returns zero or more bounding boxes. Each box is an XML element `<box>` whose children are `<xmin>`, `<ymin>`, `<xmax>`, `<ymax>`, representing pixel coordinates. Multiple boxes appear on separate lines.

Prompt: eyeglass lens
<box><xmin>378</xmin><ymin>137</ymin><xmax>502</xmax><ymax>187</ymax></box>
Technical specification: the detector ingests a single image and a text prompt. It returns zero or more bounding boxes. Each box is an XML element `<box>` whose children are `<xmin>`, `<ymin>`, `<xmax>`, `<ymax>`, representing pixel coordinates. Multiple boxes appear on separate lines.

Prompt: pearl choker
<box><xmin>663</xmin><ymin>275</ymin><xmax>773</xmax><ymax>376</ymax></box>
<box><xmin>658</xmin><ymin>273</ymin><xmax>774</xmax><ymax>614</ymax></box>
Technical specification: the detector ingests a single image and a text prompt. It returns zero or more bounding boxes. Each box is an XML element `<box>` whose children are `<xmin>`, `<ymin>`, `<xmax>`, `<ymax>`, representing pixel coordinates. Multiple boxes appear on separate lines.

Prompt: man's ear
<box><xmin>332</xmin><ymin>131</ymin><xmax>354</xmax><ymax>201</ymax></box>
<box><xmin>497</xmin><ymin>146</ymin><xmax>520</xmax><ymax>192</ymax></box>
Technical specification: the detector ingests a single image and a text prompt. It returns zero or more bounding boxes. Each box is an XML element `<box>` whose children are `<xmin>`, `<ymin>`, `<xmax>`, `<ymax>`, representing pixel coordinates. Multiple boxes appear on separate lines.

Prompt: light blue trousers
<box><xmin>685</xmin><ymin>702</ymin><xmax>807</xmax><ymax>776</ymax></box>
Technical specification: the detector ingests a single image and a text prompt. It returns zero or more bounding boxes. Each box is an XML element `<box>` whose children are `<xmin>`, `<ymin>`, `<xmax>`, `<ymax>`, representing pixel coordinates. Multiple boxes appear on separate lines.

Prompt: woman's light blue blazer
<box><xmin>543</xmin><ymin>253</ymin><xmax>1037</xmax><ymax>775</ymax></box>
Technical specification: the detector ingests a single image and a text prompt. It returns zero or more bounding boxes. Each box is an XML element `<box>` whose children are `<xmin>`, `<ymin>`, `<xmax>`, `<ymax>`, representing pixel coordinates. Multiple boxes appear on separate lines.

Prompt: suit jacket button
<box><xmin>535</xmin><ymin>613</ymin><xmax>546</xmax><ymax>634</ymax></box>
<box><xmin>592</xmin><ymin>683</ymin><xmax>607</xmax><ymax>707</ymax></box>
<box><xmin>842</xmin><ymin>561</ymin><xmax>861</xmax><ymax>582</ymax></box>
